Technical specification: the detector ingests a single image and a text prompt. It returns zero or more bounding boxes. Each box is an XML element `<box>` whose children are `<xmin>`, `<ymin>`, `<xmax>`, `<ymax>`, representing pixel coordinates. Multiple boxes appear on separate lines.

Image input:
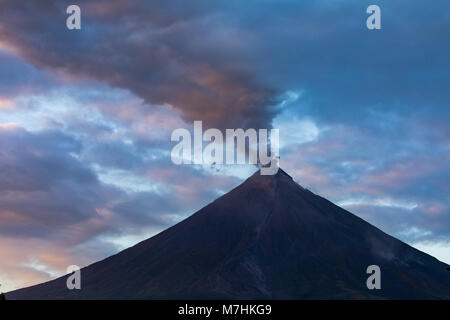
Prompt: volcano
<box><xmin>7</xmin><ymin>169</ymin><xmax>450</xmax><ymax>299</ymax></box>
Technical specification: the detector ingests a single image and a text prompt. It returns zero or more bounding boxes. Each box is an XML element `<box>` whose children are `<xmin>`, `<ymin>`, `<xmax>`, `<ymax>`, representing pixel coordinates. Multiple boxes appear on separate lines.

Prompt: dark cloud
<box><xmin>2</xmin><ymin>0</ymin><xmax>448</xmax><ymax>129</ymax></box>
<box><xmin>0</xmin><ymin>126</ymin><xmax>114</xmax><ymax>239</ymax></box>
<box><xmin>0</xmin><ymin>0</ymin><xmax>278</xmax><ymax>130</ymax></box>
<box><xmin>0</xmin><ymin>125</ymin><xmax>241</xmax><ymax>244</ymax></box>
<box><xmin>0</xmin><ymin>50</ymin><xmax>55</xmax><ymax>100</ymax></box>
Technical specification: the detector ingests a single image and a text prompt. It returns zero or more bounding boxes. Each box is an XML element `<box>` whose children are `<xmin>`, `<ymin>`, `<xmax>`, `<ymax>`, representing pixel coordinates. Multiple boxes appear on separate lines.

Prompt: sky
<box><xmin>0</xmin><ymin>0</ymin><xmax>449</xmax><ymax>292</ymax></box>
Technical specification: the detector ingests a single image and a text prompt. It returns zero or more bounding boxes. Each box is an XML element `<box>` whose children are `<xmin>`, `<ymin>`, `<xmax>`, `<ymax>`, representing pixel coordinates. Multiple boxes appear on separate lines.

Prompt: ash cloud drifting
<box><xmin>0</xmin><ymin>0</ymin><xmax>278</xmax><ymax>130</ymax></box>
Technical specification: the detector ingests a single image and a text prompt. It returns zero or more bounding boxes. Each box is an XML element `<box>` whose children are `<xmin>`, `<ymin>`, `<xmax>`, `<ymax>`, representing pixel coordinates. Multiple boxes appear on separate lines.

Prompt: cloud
<box><xmin>1</xmin><ymin>0</ymin><xmax>448</xmax><ymax>129</ymax></box>
<box><xmin>0</xmin><ymin>124</ymin><xmax>243</xmax><ymax>290</ymax></box>
<box><xmin>0</xmin><ymin>49</ymin><xmax>57</xmax><ymax>105</ymax></box>
<box><xmin>279</xmin><ymin>120</ymin><xmax>450</xmax><ymax>244</ymax></box>
<box><xmin>0</xmin><ymin>0</ymin><xmax>279</xmax><ymax>130</ymax></box>
<box><xmin>1</xmin><ymin>0</ymin><xmax>449</xmax><ymax>131</ymax></box>
<box><xmin>0</xmin><ymin>126</ymin><xmax>115</xmax><ymax>241</ymax></box>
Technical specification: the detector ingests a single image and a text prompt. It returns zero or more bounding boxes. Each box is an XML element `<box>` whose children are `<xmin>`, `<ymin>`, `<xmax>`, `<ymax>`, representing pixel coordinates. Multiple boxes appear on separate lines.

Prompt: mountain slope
<box><xmin>7</xmin><ymin>169</ymin><xmax>450</xmax><ymax>299</ymax></box>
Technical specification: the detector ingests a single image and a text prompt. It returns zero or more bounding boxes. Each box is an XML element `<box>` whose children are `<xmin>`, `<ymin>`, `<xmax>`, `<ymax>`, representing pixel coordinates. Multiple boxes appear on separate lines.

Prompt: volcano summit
<box><xmin>7</xmin><ymin>169</ymin><xmax>450</xmax><ymax>299</ymax></box>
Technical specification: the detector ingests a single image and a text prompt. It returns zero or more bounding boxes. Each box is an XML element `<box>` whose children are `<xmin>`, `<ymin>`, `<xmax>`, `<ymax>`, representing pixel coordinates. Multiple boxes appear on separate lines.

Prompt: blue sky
<box><xmin>0</xmin><ymin>0</ymin><xmax>449</xmax><ymax>291</ymax></box>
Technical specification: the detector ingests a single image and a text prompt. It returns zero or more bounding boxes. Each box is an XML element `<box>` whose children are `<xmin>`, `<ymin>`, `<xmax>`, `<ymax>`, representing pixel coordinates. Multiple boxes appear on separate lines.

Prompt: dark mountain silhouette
<box><xmin>6</xmin><ymin>169</ymin><xmax>450</xmax><ymax>299</ymax></box>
